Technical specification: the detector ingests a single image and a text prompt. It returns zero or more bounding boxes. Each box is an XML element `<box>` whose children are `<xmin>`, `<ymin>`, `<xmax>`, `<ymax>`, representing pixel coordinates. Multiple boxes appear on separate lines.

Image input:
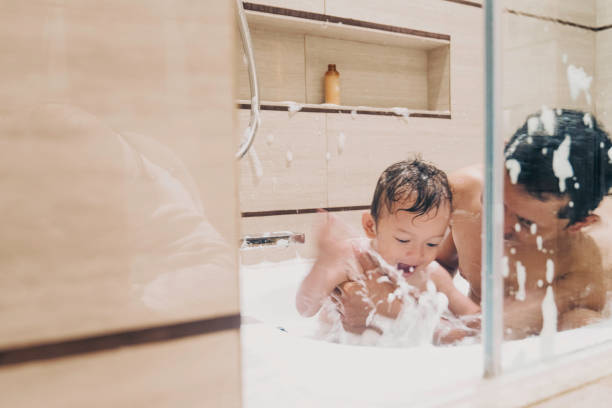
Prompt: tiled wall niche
<box><xmin>237</xmin><ymin>5</ymin><xmax>451</xmax><ymax>111</ymax></box>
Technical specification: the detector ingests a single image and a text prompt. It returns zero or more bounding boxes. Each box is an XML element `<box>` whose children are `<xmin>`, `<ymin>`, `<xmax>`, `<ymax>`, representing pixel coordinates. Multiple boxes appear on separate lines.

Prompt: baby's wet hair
<box><xmin>370</xmin><ymin>157</ymin><xmax>452</xmax><ymax>223</ymax></box>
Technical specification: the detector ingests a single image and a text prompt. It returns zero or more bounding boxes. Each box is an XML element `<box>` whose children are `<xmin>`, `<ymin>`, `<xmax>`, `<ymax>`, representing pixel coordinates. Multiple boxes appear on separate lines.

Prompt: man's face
<box><xmin>372</xmin><ymin>199</ymin><xmax>451</xmax><ymax>279</ymax></box>
<box><xmin>503</xmin><ymin>172</ymin><xmax>570</xmax><ymax>247</ymax></box>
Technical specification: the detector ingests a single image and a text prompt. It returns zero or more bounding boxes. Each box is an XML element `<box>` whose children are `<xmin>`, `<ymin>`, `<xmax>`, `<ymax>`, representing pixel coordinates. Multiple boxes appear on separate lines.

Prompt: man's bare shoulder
<box><xmin>584</xmin><ymin>197</ymin><xmax>612</xmax><ymax>291</ymax></box>
<box><xmin>448</xmin><ymin>164</ymin><xmax>483</xmax><ymax>209</ymax></box>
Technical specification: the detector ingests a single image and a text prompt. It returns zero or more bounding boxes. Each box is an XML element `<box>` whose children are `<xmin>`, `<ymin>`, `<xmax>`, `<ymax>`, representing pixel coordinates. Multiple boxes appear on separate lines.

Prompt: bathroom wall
<box><xmin>596</xmin><ymin>2</ymin><xmax>612</xmax><ymax>131</ymax></box>
<box><xmin>0</xmin><ymin>1</ymin><xmax>241</xmax><ymax>406</ymax></box>
<box><xmin>238</xmin><ymin>0</ymin><xmax>484</xmax><ymax>262</ymax></box>
<box><xmin>503</xmin><ymin>0</ymin><xmax>598</xmax><ymax>135</ymax></box>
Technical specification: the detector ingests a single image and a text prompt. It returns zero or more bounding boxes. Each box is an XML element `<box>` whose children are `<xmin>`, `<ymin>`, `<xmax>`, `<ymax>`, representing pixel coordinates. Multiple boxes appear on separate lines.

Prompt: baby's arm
<box><xmin>427</xmin><ymin>261</ymin><xmax>480</xmax><ymax>316</ymax></box>
<box><xmin>296</xmin><ymin>253</ymin><xmax>359</xmax><ymax>316</ymax></box>
<box><xmin>296</xmin><ymin>213</ymin><xmax>363</xmax><ymax>317</ymax></box>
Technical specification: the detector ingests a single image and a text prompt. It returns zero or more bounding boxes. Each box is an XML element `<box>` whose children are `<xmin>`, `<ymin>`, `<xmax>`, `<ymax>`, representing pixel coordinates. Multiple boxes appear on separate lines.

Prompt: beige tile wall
<box><xmin>502</xmin><ymin>12</ymin><xmax>596</xmax><ymax>136</ymax></box>
<box><xmin>597</xmin><ymin>0</ymin><xmax>612</xmax><ymax>27</ymax></box>
<box><xmin>595</xmin><ymin>29</ymin><xmax>612</xmax><ymax>131</ymax></box>
<box><xmin>0</xmin><ymin>330</ymin><xmax>241</xmax><ymax>408</ymax></box>
<box><xmin>238</xmin><ymin>110</ymin><xmax>327</xmax><ymax>212</ymax></box>
<box><xmin>237</xmin><ymin>27</ymin><xmax>306</xmax><ymax>102</ymax></box>
<box><xmin>505</xmin><ymin>0</ymin><xmax>597</xmax><ymax>28</ymax></box>
<box><xmin>326</xmin><ymin>113</ymin><xmax>482</xmax><ymax>207</ymax></box>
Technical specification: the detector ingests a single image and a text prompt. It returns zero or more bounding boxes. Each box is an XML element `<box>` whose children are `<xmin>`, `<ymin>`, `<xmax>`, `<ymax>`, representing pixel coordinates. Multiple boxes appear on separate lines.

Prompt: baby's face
<box><xmin>371</xmin><ymin>200</ymin><xmax>450</xmax><ymax>279</ymax></box>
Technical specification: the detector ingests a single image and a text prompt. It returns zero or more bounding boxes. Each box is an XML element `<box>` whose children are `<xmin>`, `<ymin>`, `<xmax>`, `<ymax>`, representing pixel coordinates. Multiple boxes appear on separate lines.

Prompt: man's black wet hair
<box><xmin>370</xmin><ymin>158</ymin><xmax>452</xmax><ymax>223</ymax></box>
<box><xmin>504</xmin><ymin>109</ymin><xmax>612</xmax><ymax>226</ymax></box>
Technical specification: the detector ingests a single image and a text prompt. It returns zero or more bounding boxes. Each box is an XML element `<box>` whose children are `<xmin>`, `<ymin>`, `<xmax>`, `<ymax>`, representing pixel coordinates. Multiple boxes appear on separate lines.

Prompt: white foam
<box><xmin>583</xmin><ymin>113</ymin><xmax>593</xmax><ymax>128</ymax></box>
<box><xmin>515</xmin><ymin>223</ymin><xmax>521</xmax><ymax>233</ymax></box>
<box><xmin>608</xmin><ymin>147</ymin><xmax>612</xmax><ymax>163</ymax></box>
<box><xmin>391</xmin><ymin>107</ymin><xmax>410</xmax><ymax>117</ymax></box>
<box><xmin>527</xmin><ymin>117</ymin><xmax>540</xmax><ymax>135</ymax></box>
<box><xmin>337</xmin><ymin>132</ymin><xmax>346</xmax><ymax>154</ymax></box>
<box><xmin>569</xmin><ymin>201</ymin><xmax>574</xmax><ymax>208</ymax></box>
<box><xmin>391</xmin><ymin>107</ymin><xmax>410</xmax><ymax>123</ymax></box>
<box><xmin>574</xmin><ymin>182</ymin><xmax>580</xmax><ymax>189</ymax></box>
<box><xmin>540</xmin><ymin>286</ymin><xmax>558</xmax><ymax>358</ymax></box>
<box><xmin>502</xmin><ymin>256</ymin><xmax>509</xmax><ymax>278</ymax></box>
<box><xmin>266</xmin><ymin>133</ymin><xmax>274</xmax><ymax>145</ymax></box>
<box><xmin>530</xmin><ymin>223</ymin><xmax>537</xmax><ymax>235</ymax></box>
<box><xmin>540</xmin><ymin>106</ymin><xmax>556</xmax><ymax>136</ymax></box>
<box><xmin>506</xmin><ymin>159</ymin><xmax>521</xmax><ymax>184</ymax></box>
<box><xmin>284</xmin><ymin>101</ymin><xmax>303</xmax><ymax>117</ymax></box>
<box><xmin>510</xmin><ymin>247</ymin><xmax>517</xmax><ymax>255</ymax></box>
<box><xmin>376</xmin><ymin>275</ymin><xmax>392</xmax><ymax>284</ymax></box>
<box><xmin>567</xmin><ymin>64</ymin><xmax>593</xmax><ymax>104</ymax></box>
<box><xmin>515</xmin><ymin>261</ymin><xmax>526</xmax><ymax>301</ymax></box>
<box><xmin>546</xmin><ymin>258</ymin><xmax>555</xmax><ymax>283</ymax></box>
<box><xmin>542</xmin><ymin>148</ymin><xmax>548</xmax><ymax>155</ymax></box>
<box><xmin>537</xmin><ymin>279</ymin><xmax>544</xmax><ymax>288</ymax></box>
<box><xmin>248</xmin><ymin>147</ymin><xmax>264</xmax><ymax>180</ymax></box>
<box><xmin>552</xmin><ymin>134</ymin><xmax>573</xmax><ymax>192</ymax></box>
<box><xmin>537</xmin><ymin>235</ymin><xmax>543</xmax><ymax>251</ymax></box>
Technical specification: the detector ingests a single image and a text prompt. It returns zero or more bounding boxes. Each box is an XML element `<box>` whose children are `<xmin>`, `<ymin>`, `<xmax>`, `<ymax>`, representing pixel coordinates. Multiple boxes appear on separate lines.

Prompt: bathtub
<box><xmin>240</xmin><ymin>257</ymin><xmax>612</xmax><ymax>408</ymax></box>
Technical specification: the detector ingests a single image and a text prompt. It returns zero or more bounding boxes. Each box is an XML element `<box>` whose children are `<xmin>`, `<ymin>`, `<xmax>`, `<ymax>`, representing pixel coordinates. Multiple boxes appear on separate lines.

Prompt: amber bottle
<box><xmin>324</xmin><ymin>64</ymin><xmax>340</xmax><ymax>104</ymax></box>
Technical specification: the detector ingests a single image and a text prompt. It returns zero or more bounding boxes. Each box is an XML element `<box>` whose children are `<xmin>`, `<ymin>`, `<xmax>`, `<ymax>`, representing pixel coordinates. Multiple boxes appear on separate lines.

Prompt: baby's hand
<box><xmin>315</xmin><ymin>211</ymin><xmax>363</xmax><ymax>281</ymax></box>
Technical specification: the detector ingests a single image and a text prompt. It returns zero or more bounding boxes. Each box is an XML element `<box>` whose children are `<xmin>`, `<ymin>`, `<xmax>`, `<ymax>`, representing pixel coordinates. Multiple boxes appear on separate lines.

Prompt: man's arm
<box><xmin>333</xmin><ymin>269</ymin><xmax>402</xmax><ymax>333</ymax></box>
<box><xmin>436</xmin><ymin>228</ymin><xmax>459</xmax><ymax>275</ymax></box>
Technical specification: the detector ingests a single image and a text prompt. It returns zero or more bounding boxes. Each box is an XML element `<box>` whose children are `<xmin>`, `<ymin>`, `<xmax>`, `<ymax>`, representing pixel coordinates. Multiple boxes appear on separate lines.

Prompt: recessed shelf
<box><xmin>238</xmin><ymin>3</ymin><xmax>451</xmax><ymax>112</ymax></box>
<box><xmin>243</xmin><ymin>2</ymin><xmax>450</xmax><ymax>49</ymax></box>
<box><xmin>237</xmin><ymin>100</ymin><xmax>451</xmax><ymax>119</ymax></box>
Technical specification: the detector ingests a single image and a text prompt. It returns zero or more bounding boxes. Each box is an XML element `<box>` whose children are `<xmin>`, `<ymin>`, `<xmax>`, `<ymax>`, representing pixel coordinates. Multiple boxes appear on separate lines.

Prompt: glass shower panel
<box><xmin>0</xmin><ymin>0</ymin><xmax>239</xmax><ymax>355</ymax></box>
<box><xmin>500</xmin><ymin>0</ymin><xmax>612</xmax><ymax>370</ymax></box>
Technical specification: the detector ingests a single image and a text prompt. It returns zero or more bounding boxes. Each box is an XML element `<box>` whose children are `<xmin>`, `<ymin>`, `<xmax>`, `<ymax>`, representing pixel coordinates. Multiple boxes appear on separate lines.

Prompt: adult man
<box><xmin>337</xmin><ymin>109</ymin><xmax>612</xmax><ymax>340</ymax></box>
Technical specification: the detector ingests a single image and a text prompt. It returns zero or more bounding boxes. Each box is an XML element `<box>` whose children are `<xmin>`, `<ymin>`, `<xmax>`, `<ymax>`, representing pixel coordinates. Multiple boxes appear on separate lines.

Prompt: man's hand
<box><xmin>331</xmin><ymin>269</ymin><xmax>402</xmax><ymax>334</ymax></box>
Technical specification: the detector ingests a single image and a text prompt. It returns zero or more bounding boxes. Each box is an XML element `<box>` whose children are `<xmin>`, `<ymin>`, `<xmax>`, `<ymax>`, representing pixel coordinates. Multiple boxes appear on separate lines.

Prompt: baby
<box><xmin>296</xmin><ymin>158</ymin><xmax>480</xmax><ymax>342</ymax></box>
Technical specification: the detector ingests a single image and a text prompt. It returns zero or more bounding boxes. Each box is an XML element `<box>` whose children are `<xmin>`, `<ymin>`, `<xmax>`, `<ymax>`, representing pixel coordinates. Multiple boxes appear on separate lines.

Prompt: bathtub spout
<box><xmin>240</xmin><ymin>231</ymin><xmax>305</xmax><ymax>250</ymax></box>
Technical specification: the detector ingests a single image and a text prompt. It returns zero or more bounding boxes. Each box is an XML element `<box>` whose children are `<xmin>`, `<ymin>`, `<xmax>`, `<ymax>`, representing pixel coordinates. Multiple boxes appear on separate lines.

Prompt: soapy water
<box><xmin>312</xmin><ymin>248</ymin><xmax>481</xmax><ymax>348</ymax></box>
<box><xmin>242</xmin><ymin>248</ymin><xmax>477</xmax><ymax>348</ymax></box>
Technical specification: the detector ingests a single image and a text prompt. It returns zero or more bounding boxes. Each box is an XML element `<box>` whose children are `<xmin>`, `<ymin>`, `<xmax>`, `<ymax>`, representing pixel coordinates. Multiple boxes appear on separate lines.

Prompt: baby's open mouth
<box><xmin>397</xmin><ymin>263</ymin><xmax>417</xmax><ymax>276</ymax></box>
